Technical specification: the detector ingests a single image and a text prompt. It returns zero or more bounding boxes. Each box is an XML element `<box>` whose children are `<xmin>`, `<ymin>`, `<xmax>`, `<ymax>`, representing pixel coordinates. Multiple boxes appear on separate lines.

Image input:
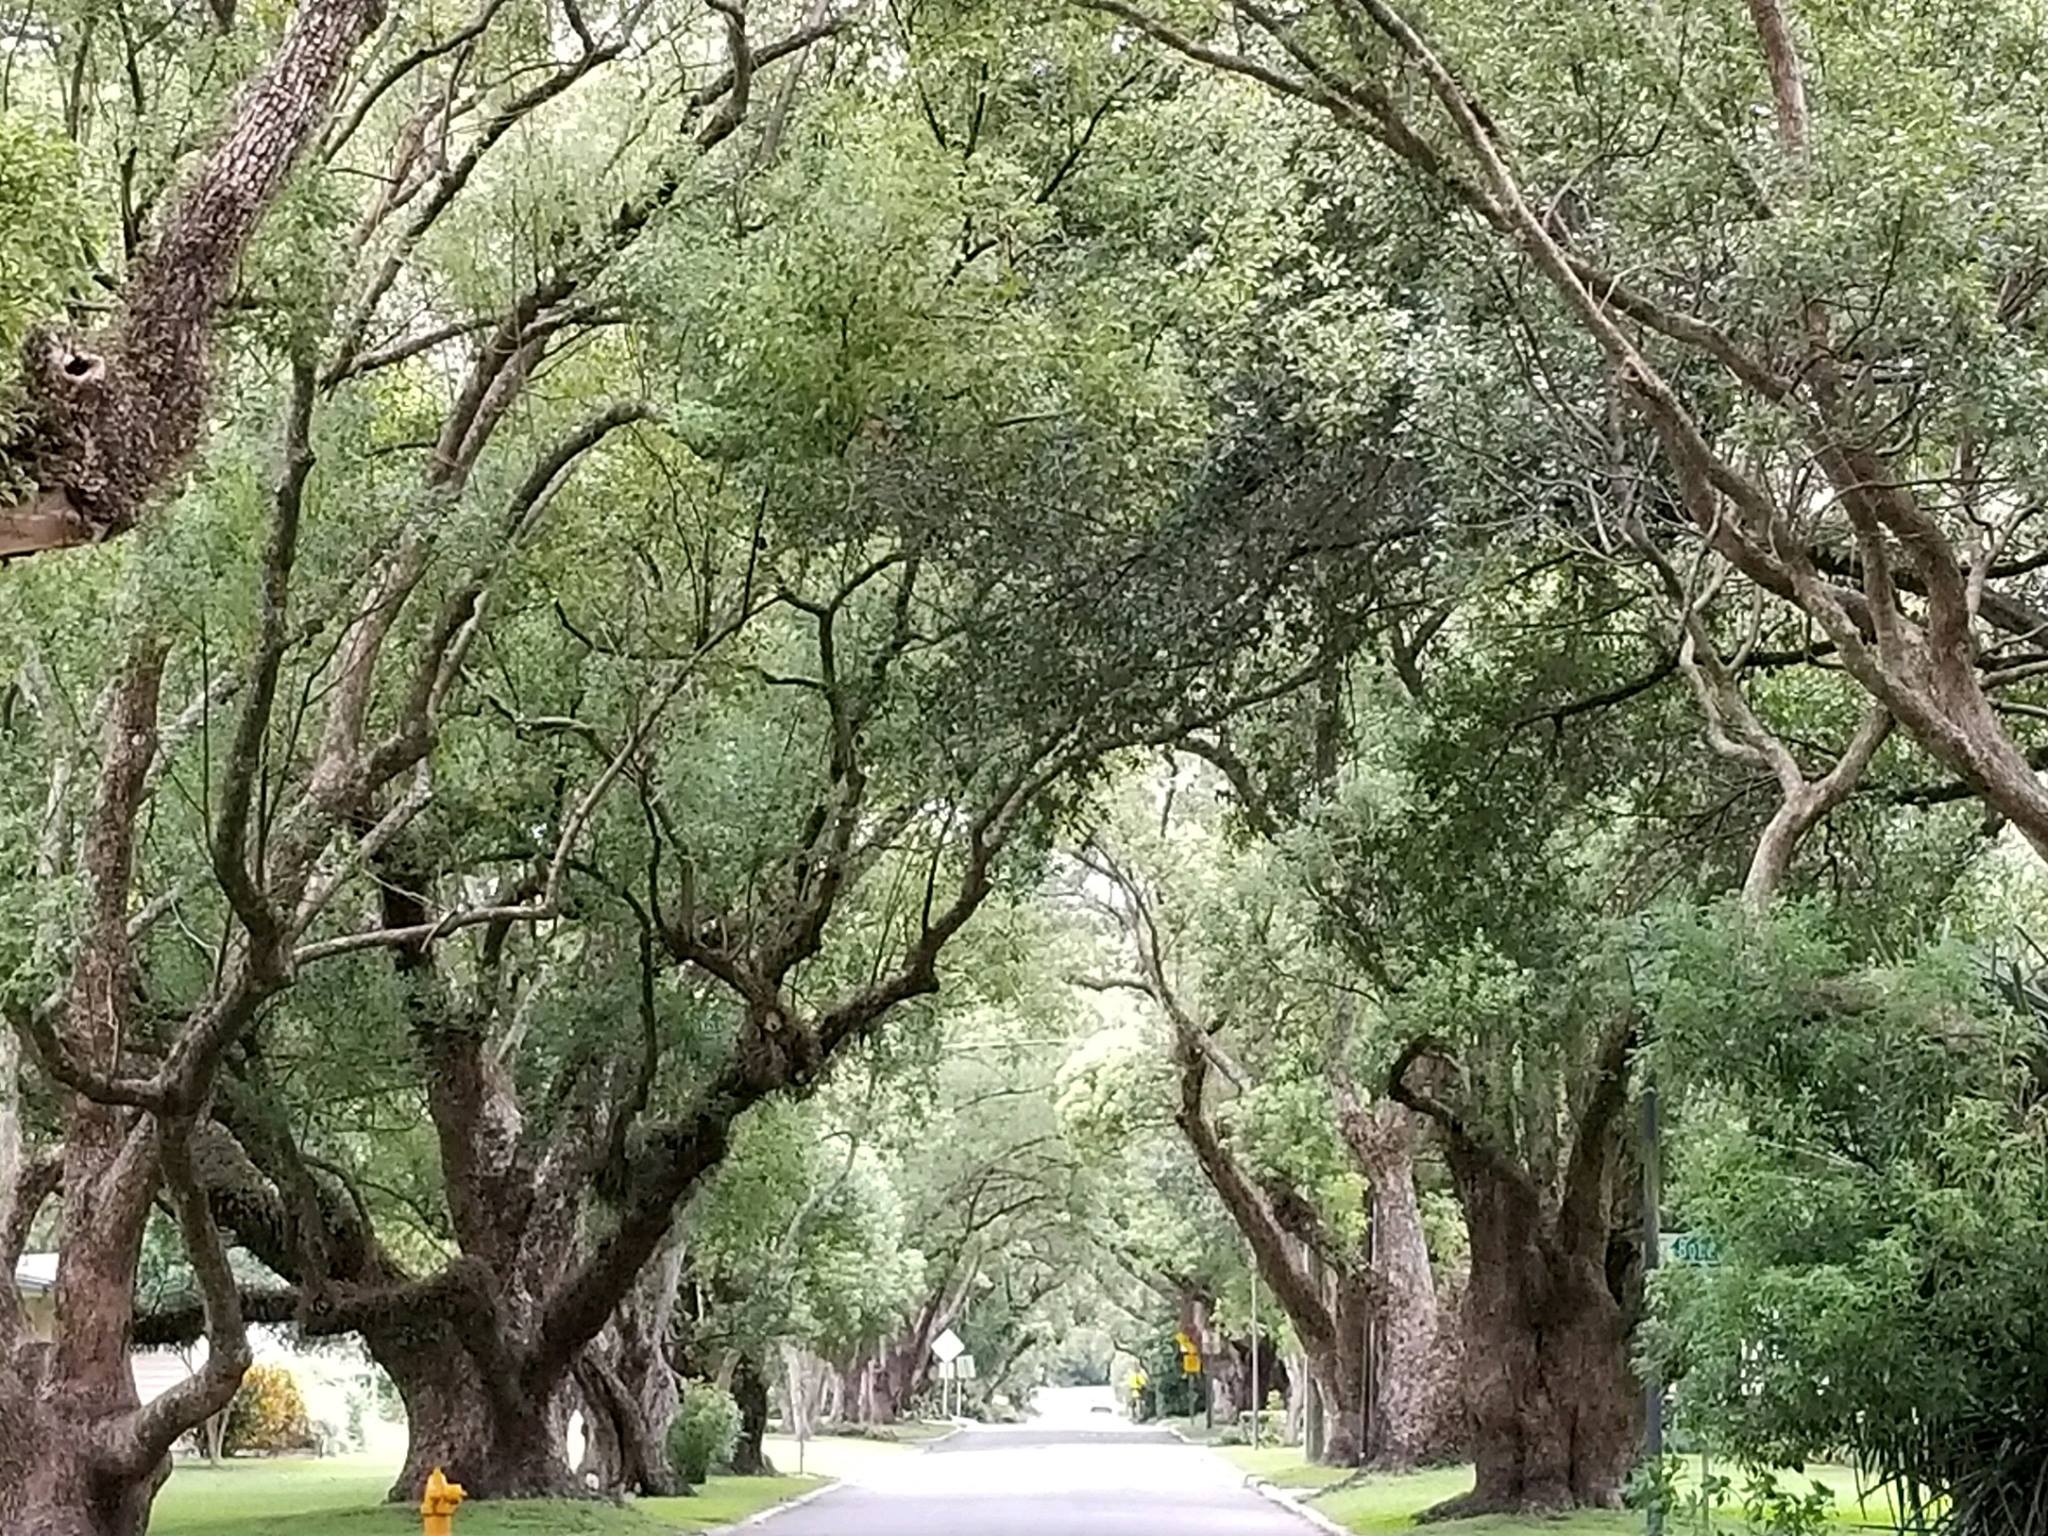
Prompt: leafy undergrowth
<box><xmin>150</xmin><ymin>1454</ymin><xmax>821</xmax><ymax>1535</ymax></box>
<box><xmin>1217</xmin><ymin>1455</ymin><xmax>1902</xmax><ymax>1536</ymax></box>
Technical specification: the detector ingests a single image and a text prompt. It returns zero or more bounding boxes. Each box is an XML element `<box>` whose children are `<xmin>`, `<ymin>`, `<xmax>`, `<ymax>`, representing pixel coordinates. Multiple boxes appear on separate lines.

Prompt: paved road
<box><xmin>754</xmin><ymin>1423</ymin><xmax>1312</xmax><ymax>1535</ymax></box>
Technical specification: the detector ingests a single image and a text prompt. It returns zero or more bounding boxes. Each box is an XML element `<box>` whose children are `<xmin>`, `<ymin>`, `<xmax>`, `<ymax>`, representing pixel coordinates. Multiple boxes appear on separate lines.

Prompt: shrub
<box><xmin>223</xmin><ymin>1364</ymin><xmax>313</xmax><ymax>1455</ymax></box>
<box><xmin>667</xmin><ymin>1381</ymin><xmax>742</xmax><ymax>1485</ymax></box>
<box><xmin>1647</xmin><ymin>912</ymin><xmax>2048</xmax><ymax>1536</ymax></box>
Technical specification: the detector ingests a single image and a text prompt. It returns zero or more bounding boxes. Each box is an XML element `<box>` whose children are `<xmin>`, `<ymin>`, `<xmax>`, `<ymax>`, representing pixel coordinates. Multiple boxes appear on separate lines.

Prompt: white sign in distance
<box><xmin>931</xmin><ymin>1328</ymin><xmax>967</xmax><ymax>1364</ymax></box>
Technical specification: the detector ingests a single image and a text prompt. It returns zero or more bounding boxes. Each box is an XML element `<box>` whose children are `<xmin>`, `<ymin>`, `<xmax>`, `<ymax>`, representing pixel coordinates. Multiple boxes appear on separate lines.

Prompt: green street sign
<box><xmin>1660</xmin><ymin>1231</ymin><xmax>1722</xmax><ymax>1266</ymax></box>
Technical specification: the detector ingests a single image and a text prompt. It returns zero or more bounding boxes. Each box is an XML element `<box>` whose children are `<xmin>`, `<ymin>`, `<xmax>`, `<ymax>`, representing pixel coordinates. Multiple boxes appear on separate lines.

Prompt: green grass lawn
<box><xmin>796</xmin><ymin>1417</ymin><xmax>954</xmax><ymax>1443</ymax></box>
<box><xmin>638</xmin><ymin>1477</ymin><xmax>822</xmax><ymax>1531</ymax></box>
<box><xmin>759</xmin><ymin>1428</ymin><xmax>932</xmax><ymax>1483</ymax></box>
<box><xmin>880</xmin><ymin>1418</ymin><xmax>958</xmax><ymax>1443</ymax></box>
<box><xmin>1216</xmin><ymin>1454</ymin><xmax>1902</xmax><ymax>1536</ymax></box>
<box><xmin>1220</xmin><ymin>1445</ymin><xmax>1354</xmax><ymax>1491</ymax></box>
<box><xmin>150</xmin><ymin>1454</ymin><xmax>821</xmax><ymax>1536</ymax></box>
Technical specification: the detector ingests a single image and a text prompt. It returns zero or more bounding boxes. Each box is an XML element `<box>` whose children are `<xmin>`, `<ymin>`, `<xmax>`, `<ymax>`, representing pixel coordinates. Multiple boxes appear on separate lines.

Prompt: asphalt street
<box><xmin>752</xmin><ymin>1422</ymin><xmax>1315</xmax><ymax>1536</ymax></box>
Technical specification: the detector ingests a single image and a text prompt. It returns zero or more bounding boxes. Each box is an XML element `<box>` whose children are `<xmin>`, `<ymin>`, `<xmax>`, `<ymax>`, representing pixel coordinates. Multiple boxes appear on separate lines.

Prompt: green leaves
<box><xmin>1647</xmin><ymin>906</ymin><xmax>2048</xmax><ymax>1533</ymax></box>
<box><xmin>0</xmin><ymin>117</ymin><xmax>85</xmax><ymax>362</ymax></box>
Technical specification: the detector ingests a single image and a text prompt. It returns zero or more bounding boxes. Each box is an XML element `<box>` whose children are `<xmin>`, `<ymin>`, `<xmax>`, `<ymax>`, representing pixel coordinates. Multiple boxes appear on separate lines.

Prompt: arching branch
<box><xmin>0</xmin><ymin>0</ymin><xmax>387</xmax><ymax>555</ymax></box>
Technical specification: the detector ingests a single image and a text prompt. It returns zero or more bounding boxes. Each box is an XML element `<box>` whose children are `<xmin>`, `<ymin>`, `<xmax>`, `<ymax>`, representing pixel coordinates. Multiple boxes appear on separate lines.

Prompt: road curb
<box><xmin>918</xmin><ymin>1425</ymin><xmax>969</xmax><ymax>1451</ymax></box>
<box><xmin>1243</xmin><ymin>1474</ymin><xmax>1352</xmax><ymax>1536</ymax></box>
<box><xmin>705</xmin><ymin>1478</ymin><xmax>840</xmax><ymax>1533</ymax></box>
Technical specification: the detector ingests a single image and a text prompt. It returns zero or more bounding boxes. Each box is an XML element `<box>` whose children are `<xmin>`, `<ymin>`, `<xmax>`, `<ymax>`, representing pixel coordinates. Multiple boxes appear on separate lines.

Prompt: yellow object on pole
<box><xmin>420</xmin><ymin>1468</ymin><xmax>466</xmax><ymax>1536</ymax></box>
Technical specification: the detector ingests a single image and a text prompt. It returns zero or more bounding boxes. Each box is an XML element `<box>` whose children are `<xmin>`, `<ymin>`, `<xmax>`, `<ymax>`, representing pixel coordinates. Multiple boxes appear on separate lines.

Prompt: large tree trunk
<box><xmin>577</xmin><ymin>1368</ymin><xmax>623</xmax><ymax>1490</ymax></box>
<box><xmin>850</xmin><ymin>1350</ymin><xmax>890</xmax><ymax>1425</ymax></box>
<box><xmin>1312</xmin><ymin>1274</ymin><xmax>1369</xmax><ymax>1465</ymax></box>
<box><xmin>780</xmin><ymin>1345</ymin><xmax>839</xmax><ymax>1442</ymax></box>
<box><xmin>190</xmin><ymin>1119</ymin><xmax>585</xmax><ymax>1504</ymax></box>
<box><xmin>860</xmin><ymin>1282</ymin><xmax>961</xmax><ymax>1424</ymax></box>
<box><xmin>0</xmin><ymin>768</ymin><xmax>159</xmax><ymax>1536</ymax></box>
<box><xmin>1369</xmin><ymin>1152</ymin><xmax>1452</xmax><ymax>1467</ymax></box>
<box><xmin>576</xmin><ymin>1352</ymin><xmax>680</xmax><ymax>1497</ymax></box>
<box><xmin>1176</xmin><ymin>1039</ymin><xmax>1360</xmax><ymax>1465</ymax></box>
<box><xmin>368</xmin><ymin>1322</ymin><xmax>576</xmax><ymax>1501</ymax></box>
<box><xmin>869</xmin><ymin>1343</ymin><xmax>919</xmax><ymax>1423</ymax></box>
<box><xmin>0</xmin><ymin>1425</ymin><xmax>160</xmax><ymax>1536</ymax></box>
<box><xmin>1443</xmin><ymin>1167</ymin><xmax>1636</xmax><ymax>1516</ymax></box>
<box><xmin>1204</xmin><ymin>1348</ymin><xmax>1246</xmax><ymax>1425</ymax></box>
<box><xmin>0</xmin><ymin>653</ymin><xmax>249</xmax><ymax>1536</ymax></box>
<box><xmin>779</xmin><ymin>1345</ymin><xmax>812</xmax><ymax>1441</ymax></box>
<box><xmin>1182</xmin><ymin>1293</ymin><xmax>1248</xmax><ymax>1424</ymax></box>
<box><xmin>578</xmin><ymin>1234</ymin><xmax>684</xmax><ymax>1495</ymax></box>
<box><xmin>361</xmin><ymin>869</ymin><xmax>595</xmax><ymax>1503</ymax></box>
<box><xmin>1338</xmin><ymin>1095</ymin><xmax>1462</xmax><ymax>1468</ymax></box>
<box><xmin>1390</xmin><ymin>1027</ymin><xmax>1639</xmax><ymax>1518</ymax></box>
<box><xmin>730</xmin><ymin>1356</ymin><xmax>775</xmax><ymax>1475</ymax></box>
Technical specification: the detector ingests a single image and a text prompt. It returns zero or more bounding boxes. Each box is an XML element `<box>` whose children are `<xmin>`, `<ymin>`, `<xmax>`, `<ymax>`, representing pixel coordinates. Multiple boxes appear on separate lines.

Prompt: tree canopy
<box><xmin>5</xmin><ymin>3</ymin><xmax>2048</xmax><ymax>1535</ymax></box>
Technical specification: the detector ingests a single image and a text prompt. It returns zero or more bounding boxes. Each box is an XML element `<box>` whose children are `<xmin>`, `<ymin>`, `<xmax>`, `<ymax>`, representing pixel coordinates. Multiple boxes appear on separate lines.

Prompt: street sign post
<box><xmin>1250</xmin><ymin>1254</ymin><xmax>1261</xmax><ymax>1450</ymax></box>
<box><xmin>1643</xmin><ymin>1083</ymin><xmax>1662</xmax><ymax>1536</ymax></box>
<box><xmin>931</xmin><ymin>1330</ymin><xmax>968</xmax><ymax>1418</ymax></box>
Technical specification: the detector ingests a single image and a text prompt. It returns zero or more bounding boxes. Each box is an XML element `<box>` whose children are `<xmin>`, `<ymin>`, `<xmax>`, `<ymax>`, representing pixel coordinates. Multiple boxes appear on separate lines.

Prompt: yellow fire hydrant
<box><xmin>421</xmin><ymin>1468</ymin><xmax>466</xmax><ymax>1536</ymax></box>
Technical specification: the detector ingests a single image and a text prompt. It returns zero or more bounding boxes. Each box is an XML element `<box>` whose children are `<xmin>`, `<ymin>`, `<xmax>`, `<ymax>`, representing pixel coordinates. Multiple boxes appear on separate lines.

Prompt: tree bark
<box><xmin>1</xmin><ymin>0</ymin><xmax>387</xmax><ymax>554</ymax></box>
<box><xmin>1337</xmin><ymin>1093</ymin><xmax>1462</xmax><ymax>1467</ymax></box>
<box><xmin>577</xmin><ymin>1232</ymin><xmax>684</xmax><ymax>1494</ymax></box>
<box><xmin>576</xmin><ymin>1353</ymin><xmax>678</xmax><ymax>1497</ymax></box>
<box><xmin>860</xmin><ymin>1280</ymin><xmax>963</xmax><ymax>1424</ymax></box>
<box><xmin>1441</xmin><ymin>1164</ymin><xmax>1636</xmax><ymax>1515</ymax></box>
<box><xmin>190</xmin><ymin>1110</ymin><xmax>587</xmax><ymax>1503</ymax></box>
<box><xmin>1306</xmin><ymin>1275</ymin><xmax>1367</xmax><ymax>1464</ymax></box>
<box><xmin>370</xmin><ymin>1321</ymin><xmax>575</xmax><ymax>1502</ymax></box>
<box><xmin>0</xmin><ymin>649</ymin><xmax>231</xmax><ymax>1536</ymax></box>
<box><xmin>1182</xmin><ymin>1292</ymin><xmax>1248</xmax><ymax>1424</ymax></box>
<box><xmin>1175</xmin><ymin>1037</ymin><xmax>1365</xmax><ymax>1465</ymax></box>
<box><xmin>850</xmin><ymin>1349</ymin><xmax>889</xmax><ymax>1425</ymax></box>
<box><xmin>0</xmin><ymin>1427</ymin><xmax>159</xmax><ymax>1536</ymax></box>
<box><xmin>1390</xmin><ymin>1027</ymin><xmax>1639</xmax><ymax>1516</ymax></box>
<box><xmin>577</xmin><ymin>1366</ymin><xmax>621</xmax><ymax>1490</ymax></box>
<box><xmin>730</xmin><ymin>1356</ymin><xmax>775</xmax><ymax>1475</ymax></box>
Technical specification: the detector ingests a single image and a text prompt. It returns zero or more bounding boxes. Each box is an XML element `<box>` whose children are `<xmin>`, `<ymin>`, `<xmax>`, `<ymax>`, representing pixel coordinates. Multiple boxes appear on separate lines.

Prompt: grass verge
<box><xmin>1215</xmin><ymin>1454</ymin><xmax>1901</xmax><ymax>1536</ymax></box>
<box><xmin>150</xmin><ymin>1454</ymin><xmax>822</xmax><ymax>1535</ymax></box>
<box><xmin>805</xmin><ymin>1418</ymin><xmax>955</xmax><ymax>1443</ymax></box>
